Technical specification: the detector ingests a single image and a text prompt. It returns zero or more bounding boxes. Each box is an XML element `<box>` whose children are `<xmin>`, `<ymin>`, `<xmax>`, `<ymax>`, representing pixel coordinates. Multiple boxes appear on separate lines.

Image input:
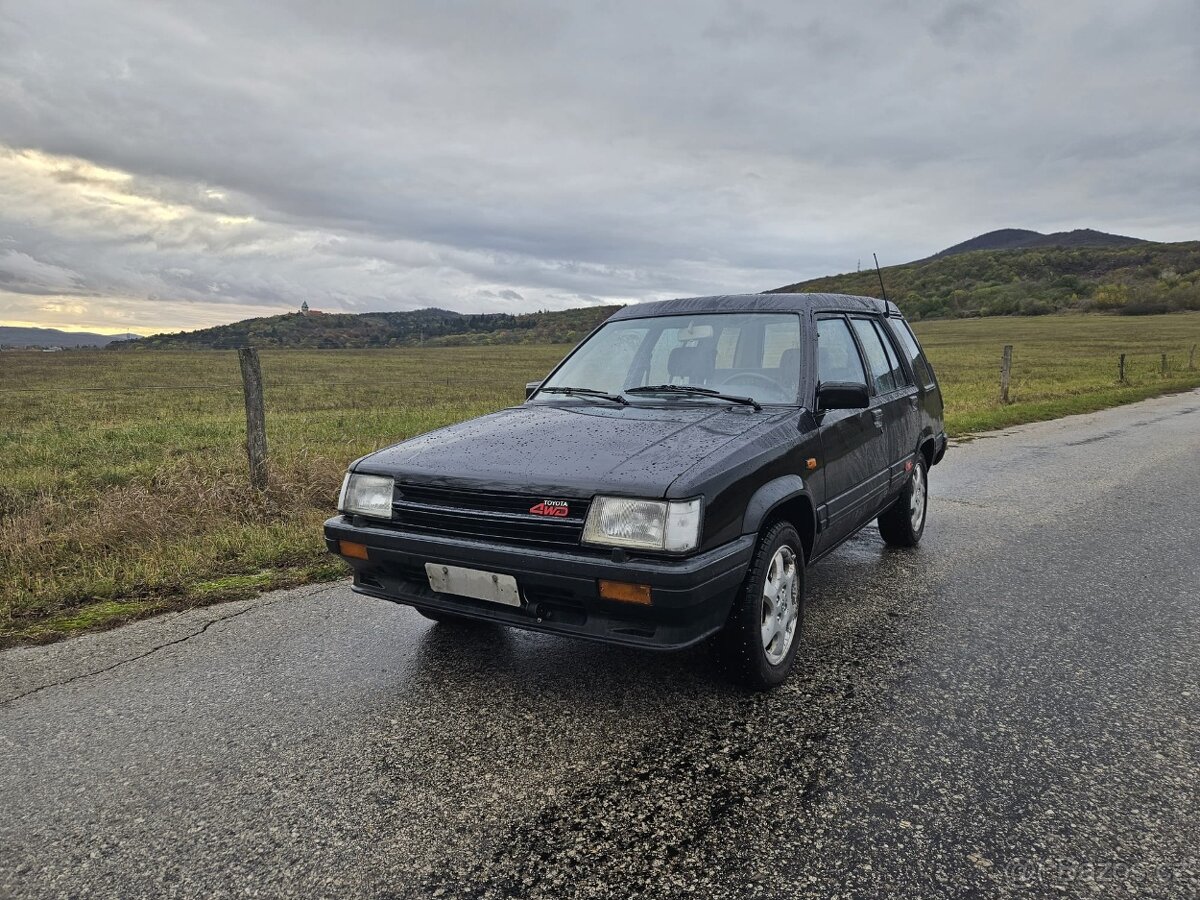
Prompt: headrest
<box><xmin>668</xmin><ymin>345</ymin><xmax>699</xmax><ymax>379</ymax></box>
<box><xmin>668</xmin><ymin>340</ymin><xmax>716</xmax><ymax>383</ymax></box>
<box><xmin>778</xmin><ymin>347</ymin><xmax>801</xmax><ymax>377</ymax></box>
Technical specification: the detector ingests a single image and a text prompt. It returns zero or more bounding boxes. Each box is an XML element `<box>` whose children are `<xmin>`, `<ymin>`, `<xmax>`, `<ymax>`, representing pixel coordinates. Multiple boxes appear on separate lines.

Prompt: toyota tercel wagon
<box><xmin>326</xmin><ymin>293</ymin><xmax>946</xmax><ymax>688</ymax></box>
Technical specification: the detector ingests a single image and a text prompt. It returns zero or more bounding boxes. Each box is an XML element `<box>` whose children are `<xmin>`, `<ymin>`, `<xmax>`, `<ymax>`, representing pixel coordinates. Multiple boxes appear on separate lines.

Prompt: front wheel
<box><xmin>878</xmin><ymin>456</ymin><xmax>928</xmax><ymax>547</ymax></box>
<box><xmin>716</xmin><ymin>521</ymin><xmax>806</xmax><ymax>690</ymax></box>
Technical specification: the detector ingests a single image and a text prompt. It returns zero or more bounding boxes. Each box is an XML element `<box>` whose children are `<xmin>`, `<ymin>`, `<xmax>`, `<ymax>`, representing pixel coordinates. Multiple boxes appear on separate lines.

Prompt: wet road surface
<box><xmin>2</xmin><ymin>390</ymin><xmax>1198</xmax><ymax>899</ymax></box>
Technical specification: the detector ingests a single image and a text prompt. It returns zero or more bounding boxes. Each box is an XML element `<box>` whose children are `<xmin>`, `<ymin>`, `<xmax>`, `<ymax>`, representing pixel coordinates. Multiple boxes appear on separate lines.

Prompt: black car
<box><xmin>325</xmin><ymin>293</ymin><xmax>946</xmax><ymax>688</ymax></box>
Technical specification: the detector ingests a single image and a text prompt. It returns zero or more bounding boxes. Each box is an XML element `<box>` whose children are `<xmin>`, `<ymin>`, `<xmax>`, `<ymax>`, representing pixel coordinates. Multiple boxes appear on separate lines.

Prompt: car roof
<box><xmin>606</xmin><ymin>292</ymin><xmax>900</xmax><ymax>322</ymax></box>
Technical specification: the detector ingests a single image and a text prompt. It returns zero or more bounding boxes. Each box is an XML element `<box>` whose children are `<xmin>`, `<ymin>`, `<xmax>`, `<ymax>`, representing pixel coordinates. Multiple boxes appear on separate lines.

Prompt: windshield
<box><xmin>537</xmin><ymin>312</ymin><xmax>803</xmax><ymax>405</ymax></box>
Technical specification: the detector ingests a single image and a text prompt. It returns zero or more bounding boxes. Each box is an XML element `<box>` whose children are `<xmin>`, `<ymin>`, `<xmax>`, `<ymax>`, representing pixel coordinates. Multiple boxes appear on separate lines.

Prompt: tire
<box><xmin>878</xmin><ymin>455</ymin><xmax>928</xmax><ymax>547</ymax></box>
<box><xmin>716</xmin><ymin>521</ymin><xmax>806</xmax><ymax>690</ymax></box>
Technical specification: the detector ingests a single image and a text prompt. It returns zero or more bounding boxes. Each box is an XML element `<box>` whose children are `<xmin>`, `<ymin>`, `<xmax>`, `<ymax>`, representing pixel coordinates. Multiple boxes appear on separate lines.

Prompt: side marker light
<box><xmin>598</xmin><ymin>580</ymin><xmax>653</xmax><ymax>605</ymax></box>
<box><xmin>339</xmin><ymin>541</ymin><xmax>369</xmax><ymax>560</ymax></box>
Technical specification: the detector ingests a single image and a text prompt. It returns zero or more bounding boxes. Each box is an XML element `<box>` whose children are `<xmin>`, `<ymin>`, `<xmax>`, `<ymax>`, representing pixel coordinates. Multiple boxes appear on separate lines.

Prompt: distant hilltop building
<box><xmin>299</xmin><ymin>301</ymin><xmax>324</xmax><ymax>316</ymax></box>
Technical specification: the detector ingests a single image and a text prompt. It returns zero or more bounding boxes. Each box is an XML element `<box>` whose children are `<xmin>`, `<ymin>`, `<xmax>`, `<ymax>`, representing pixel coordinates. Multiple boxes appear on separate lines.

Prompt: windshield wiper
<box><xmin>627</xmin><ymin>384</ymin><xmax>762</xmax><ymax>411</ymax></box>
<box><xmin>538</xmin><ymin>386</ymin><xmax>628</xmax><ymax>405</ymax></box>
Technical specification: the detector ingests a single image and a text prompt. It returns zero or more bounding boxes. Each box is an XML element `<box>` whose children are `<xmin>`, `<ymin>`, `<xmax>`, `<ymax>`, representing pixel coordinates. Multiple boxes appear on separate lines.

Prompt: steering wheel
<box><xmin>714</xmin><ymin>371</ymin><xmax>780</xmax><ymax>393</ymax></box>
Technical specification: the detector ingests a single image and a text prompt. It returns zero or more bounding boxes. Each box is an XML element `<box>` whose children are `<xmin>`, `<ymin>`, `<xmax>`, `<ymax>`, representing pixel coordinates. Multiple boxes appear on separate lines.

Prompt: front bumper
<box><xmin>323</xmin><ymin>516</ymin><xmax>754</xmax><ymax>650</ymax></box>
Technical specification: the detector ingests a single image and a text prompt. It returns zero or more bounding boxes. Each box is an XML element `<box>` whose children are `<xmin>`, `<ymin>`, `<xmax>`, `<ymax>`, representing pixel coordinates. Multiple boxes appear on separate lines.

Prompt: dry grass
<box><xmin>1</xmin><ymin>345</ymin><xmax>567</xmax><ymax>644</ymax></box>
<box><xmin>2</xmin><ymin>314</ymin><xmax>1199</xmax><ymax>645</ymax></box>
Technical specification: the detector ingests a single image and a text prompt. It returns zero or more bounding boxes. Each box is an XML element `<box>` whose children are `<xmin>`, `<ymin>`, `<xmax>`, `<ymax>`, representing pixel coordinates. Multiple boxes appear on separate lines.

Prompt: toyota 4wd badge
<box><xmin>529</xmin><ymin>500</ymin><xmax>569</xmax><ymax>517</ymax></box>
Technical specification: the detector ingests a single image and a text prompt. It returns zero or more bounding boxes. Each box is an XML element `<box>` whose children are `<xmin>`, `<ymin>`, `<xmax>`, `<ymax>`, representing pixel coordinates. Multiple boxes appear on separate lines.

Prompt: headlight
<box><xmin>338</xmin><ymin>472</ymin><xmax>394</xmax><ymax>519</ymax></box>
<box><xmin>582</xmin><ymin>496</ymin><xmax>702</xmax><ymax>552</ymax></box>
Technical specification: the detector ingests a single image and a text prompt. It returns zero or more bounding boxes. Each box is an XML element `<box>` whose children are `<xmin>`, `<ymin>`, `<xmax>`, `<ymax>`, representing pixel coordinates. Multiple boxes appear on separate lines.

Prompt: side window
<box><xmin>871</xmin><ymin>319</ymin><xmax>909</xmax><ymax>387</ymax></box>
<box><xmin>850</xmin><ymin>318</ymin><xmax>899</xmax><ymax>394</ymax></box>
<box><xmin>817</xmin><ymin>318</ymin><xmax>868</xmax><ymax>386</ymax></box>
<box><xmin>892</xmin><ymin>320</ymin><xmax>935</xmax><ymax>388</ymax></box>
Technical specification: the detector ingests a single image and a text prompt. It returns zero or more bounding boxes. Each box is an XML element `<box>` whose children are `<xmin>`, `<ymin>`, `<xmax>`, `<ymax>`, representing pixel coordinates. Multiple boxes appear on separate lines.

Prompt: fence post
<box><xmin>238</xmin><ymin>348</ymin><xmax>269</xmax><ymax>490</ymax></box>
<box><xmin>1190</xmin><ymin>343</ymin><xmax>1197</xmax><ymax>371</ymax></box>
<box><xmin>999</xmin><ymin>345</ymin><xmax>1013</xmax><ymax>404</ymax></box>
<box><xmin>1118</xmin><ymin>353</ymin><xmax>1126</xmax><ymax>384</ymax></box>
<box><xmin>1161</xmin><ymin>353</ymin><xmax>1168</xmax><ymax>377</ymax></box>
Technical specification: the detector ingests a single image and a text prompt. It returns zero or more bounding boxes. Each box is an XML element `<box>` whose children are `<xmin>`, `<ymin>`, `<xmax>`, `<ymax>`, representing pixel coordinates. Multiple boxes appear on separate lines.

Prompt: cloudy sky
<box><xmin>1</xmin><ymin>1</ymin><xmax>1197</xmax><ymax>334</ymax></box>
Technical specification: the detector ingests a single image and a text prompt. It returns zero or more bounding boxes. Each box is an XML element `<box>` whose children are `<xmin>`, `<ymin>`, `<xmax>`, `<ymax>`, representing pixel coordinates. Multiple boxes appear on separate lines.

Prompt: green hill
<box><xmin>128</xmin><ymin>305</ymin><xmax>621</xmax><ymax>350</ymax></box>
<box><xmin>771</xmin><ymin>240</ymin><xmax>1200</xmax><ymax>319</ymax></box>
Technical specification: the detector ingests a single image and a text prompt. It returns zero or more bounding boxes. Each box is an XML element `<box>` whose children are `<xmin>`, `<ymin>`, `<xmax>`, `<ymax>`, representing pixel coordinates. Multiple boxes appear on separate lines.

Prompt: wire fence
<box><xmin>3</xmin><ymin>344</ymin><xmax>1198</xmax><ymax>471</ymax></box>
<box><xmin>0</xmin><ymin>347</ymin><xmax>548</xmax><ymax>452</ymax></box>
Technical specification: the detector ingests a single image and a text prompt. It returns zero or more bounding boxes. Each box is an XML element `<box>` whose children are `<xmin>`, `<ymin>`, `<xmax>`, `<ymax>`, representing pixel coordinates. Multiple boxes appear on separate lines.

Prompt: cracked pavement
<box><xmin>2</xmin><ymin>390</ymin><xmax>1198</xmax><ymax>898</ymax></box>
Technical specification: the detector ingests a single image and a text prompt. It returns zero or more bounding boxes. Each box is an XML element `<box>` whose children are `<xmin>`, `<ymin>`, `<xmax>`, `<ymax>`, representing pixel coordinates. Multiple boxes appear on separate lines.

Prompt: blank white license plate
<box><xmin>425</xmin><ymin>563</ymin><xmax>521</xmax><ymax>607</ymax></box>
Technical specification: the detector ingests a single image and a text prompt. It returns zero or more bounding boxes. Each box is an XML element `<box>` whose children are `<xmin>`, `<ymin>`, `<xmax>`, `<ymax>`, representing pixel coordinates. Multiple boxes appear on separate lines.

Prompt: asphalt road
<box><xmin>2</xmin><ymin>390</ymin><xmax>1198</xmax><ymax>899</ymax></box>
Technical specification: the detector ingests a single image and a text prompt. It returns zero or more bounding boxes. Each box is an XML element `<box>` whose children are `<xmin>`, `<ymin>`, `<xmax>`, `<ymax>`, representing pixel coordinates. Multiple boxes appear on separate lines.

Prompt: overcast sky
<box><xmin>1</xmin><ymin>1</ymin><xmax>1197</xmax><ymax>334</ymax></box>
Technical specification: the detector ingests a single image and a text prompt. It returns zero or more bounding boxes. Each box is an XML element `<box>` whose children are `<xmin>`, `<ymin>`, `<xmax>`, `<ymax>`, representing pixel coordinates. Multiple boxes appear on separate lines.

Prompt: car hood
<box><xmin>355</xmin><ymin>402</ymin><xmax>786</xmax><ymax>498</ymax></box>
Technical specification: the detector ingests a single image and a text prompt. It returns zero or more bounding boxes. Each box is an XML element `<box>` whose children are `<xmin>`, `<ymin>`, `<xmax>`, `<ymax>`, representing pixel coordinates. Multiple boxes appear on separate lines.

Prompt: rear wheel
<box><xmin>716</xmin><ymin>521</ymin><xmax>805</xmax><ymax>690</ymax></box>
<box><xmin>878</xmin><ymin>455</ymin><xmax>928</xmax><ymax>547</ymax></box>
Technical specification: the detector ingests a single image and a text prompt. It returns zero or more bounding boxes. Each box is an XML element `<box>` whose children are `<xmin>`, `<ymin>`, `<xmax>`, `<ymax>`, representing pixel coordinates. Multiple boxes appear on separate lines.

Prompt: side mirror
<box><xmin>817</xmin><ymin>381</ymin><xmax>869</xmax><ymax>412</ymax></box>
<box><xmin>525</xmin><ymin>381</ymin><xmax>542</xmax><ymax>400</ymax></box>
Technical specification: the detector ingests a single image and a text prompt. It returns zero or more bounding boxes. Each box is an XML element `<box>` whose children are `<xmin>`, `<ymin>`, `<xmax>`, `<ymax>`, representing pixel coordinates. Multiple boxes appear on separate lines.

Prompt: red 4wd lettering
<box><xmin>529</xmin><ymin>501</ymin><xmax>569</xmax><ymax>517</ymax></box>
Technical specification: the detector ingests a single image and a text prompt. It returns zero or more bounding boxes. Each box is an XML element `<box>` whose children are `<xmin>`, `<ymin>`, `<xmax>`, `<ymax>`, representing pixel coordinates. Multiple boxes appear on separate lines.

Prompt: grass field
<box><xmin>3</xmin><ymin>313</ymin><xmax>1199</xmax><ymax>645</ymax></box>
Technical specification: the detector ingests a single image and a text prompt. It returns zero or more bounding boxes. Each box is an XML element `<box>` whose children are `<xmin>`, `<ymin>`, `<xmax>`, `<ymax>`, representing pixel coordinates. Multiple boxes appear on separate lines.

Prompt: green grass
<box><xmin>915</xmin><ymin>314</ymin><xmax>1200</xmax><ymax>433</ymax></box>
<box><xmin>2</xmin><ymin>314</ymin><xmax>1199</xmax><ymax>646</ymax></box>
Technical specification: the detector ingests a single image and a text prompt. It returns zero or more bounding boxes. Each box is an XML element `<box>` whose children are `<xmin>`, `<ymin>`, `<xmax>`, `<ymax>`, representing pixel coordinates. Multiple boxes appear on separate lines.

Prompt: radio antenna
<box><xmin>872</xmin><ymin>253</ymin><xmax>889</xmax><ymax>304</ymax></box>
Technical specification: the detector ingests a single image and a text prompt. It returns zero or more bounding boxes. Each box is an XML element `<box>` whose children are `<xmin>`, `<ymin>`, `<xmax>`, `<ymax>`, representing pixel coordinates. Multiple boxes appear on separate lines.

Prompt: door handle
<box><xmin>871</xmin><ymin>409</ymin><xmax>884</xmax><ymax>430</ymax></box>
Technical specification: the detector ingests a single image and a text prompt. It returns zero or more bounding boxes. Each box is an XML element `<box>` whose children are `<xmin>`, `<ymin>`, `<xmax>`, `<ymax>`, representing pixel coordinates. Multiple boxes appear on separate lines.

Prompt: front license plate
<box><xmin>425</xmin><ymin>563</ymin><xmax>521</xmax><ymax>607</ymax></box>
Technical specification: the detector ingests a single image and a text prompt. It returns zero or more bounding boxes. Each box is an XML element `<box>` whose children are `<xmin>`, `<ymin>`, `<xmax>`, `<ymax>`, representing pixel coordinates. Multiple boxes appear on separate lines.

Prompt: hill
<box><xmin>0</xmin><ymin>326</ymin><xmax>141</xmax><ymax>349</ymax></box>
<box><xmin>929</xmin><ymin>228</ymin><xmax>1146</xmax><ymax>259</ymax></box>
<box><xmin>112</xmin><ymin>229</ymin><xmax>1200</xmax><ymax>350</ymax></box>
<box><xmin>127</xmin><ymin>305</ymin><xmax>621</xmax><ymax>350</ymax></box>
<box><xmin>772</xmin><ymin>239</ymin><xmax>1200</xmax><ymax>319</ymax></box>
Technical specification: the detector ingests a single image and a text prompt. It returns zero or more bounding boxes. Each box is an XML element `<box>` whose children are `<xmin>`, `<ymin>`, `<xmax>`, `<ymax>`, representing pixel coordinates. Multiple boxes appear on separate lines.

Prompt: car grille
<box><xmin>390</xmin><ymin>482</ymin><xmax>590</xmax><ymax>549</ymax></box>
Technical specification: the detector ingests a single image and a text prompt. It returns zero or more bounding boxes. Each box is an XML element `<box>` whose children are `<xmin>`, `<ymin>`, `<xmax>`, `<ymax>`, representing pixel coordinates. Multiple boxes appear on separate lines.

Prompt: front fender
<box><xmin>740</xmin><ymin>475</ymin><xmax>816</xmax><ymax>536</ymax></box>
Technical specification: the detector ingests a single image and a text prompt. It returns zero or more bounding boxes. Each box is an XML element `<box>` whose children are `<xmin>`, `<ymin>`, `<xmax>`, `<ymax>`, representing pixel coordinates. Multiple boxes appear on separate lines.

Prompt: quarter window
<box><xmin>892</xmin><ymin>320</ymin><xmax>935</xmax><ymax>388</ymax></box>
<box><xmin>850</xmin><ymin>318</ymin><xmax>900</xmax><ymax>394</ymax></box>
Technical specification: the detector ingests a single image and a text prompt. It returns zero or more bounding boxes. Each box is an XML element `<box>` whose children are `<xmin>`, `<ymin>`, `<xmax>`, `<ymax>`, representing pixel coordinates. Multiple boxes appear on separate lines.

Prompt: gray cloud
<box><xmin>0</xmin><ymin>0</ymin><xmax>1197</xmax><ymax>332</ymax></box>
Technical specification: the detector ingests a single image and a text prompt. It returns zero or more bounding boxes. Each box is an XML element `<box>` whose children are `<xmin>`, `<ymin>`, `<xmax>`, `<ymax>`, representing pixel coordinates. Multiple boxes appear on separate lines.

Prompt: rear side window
<box><xmin>817</xmin><ymin>318</ymin><xmax>867</xmax><ymax>386</ymax></box>
<box><xmin>891</xmin><ymin>320</ymin><xmax>936</xmax><ymax>388</ymax></box>
<box><xmin>850</xmin><ymin>318</ymin><xmax>900</xmax><ymax>394</ymax></box>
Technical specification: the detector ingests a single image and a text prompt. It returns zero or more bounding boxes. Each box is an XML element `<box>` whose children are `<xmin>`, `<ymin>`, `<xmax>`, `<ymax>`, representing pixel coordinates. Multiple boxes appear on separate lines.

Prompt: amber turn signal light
<box><xmin>339</xmin><ymin>540</ymin><xmax>369</xmax><ymax>560</ymax></box>
<box><xmin>598</xmin><ymin>579</ymin><xmax>652</xmax><ymax>605</ymax></box>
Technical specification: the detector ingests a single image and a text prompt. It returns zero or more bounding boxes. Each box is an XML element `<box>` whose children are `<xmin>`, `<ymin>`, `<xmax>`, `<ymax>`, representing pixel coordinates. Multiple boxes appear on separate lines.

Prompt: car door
<box><xmin>812</xmin><ymin>315</ymin><xmax>891</xmax><ymax>553</ymax></box>
<box><xmin>849</xmin><ymin>316</ymin><xmax>912</xmax><ymax>501</ymax></box>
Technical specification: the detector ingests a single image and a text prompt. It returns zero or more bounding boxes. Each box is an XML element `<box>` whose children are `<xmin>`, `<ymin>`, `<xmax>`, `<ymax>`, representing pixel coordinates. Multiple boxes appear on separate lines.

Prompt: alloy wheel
<box><xmin>760</xmin><ymin>545</ymin><xmax>799</xmax><ymax>665</ymax></box>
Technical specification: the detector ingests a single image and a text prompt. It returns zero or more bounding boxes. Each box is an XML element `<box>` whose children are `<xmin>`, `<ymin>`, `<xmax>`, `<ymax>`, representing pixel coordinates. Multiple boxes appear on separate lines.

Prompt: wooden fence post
<box><xmin>1190</xmin><ymin>343</ymin><xmax>1197</xmax><ymax>371</ymax></box>
<box><xmin>1118</xmin><ymin>353</ymin><xmax>1126</xmax><ymax>384</ymax></box>
<box><xmin>1161</xmin><ymin>353</ymin><xmax>1169</xmax><ymax>377</ymax></box>
<box><xmin>238</xmin><ymin>348</ymin><xmax>268</xmax><ymax>490</ymax></box>
<box><xmin>999</xmin><ymin>345</ymin><xmax>1013</xmax><ymax>404</ymax></box>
